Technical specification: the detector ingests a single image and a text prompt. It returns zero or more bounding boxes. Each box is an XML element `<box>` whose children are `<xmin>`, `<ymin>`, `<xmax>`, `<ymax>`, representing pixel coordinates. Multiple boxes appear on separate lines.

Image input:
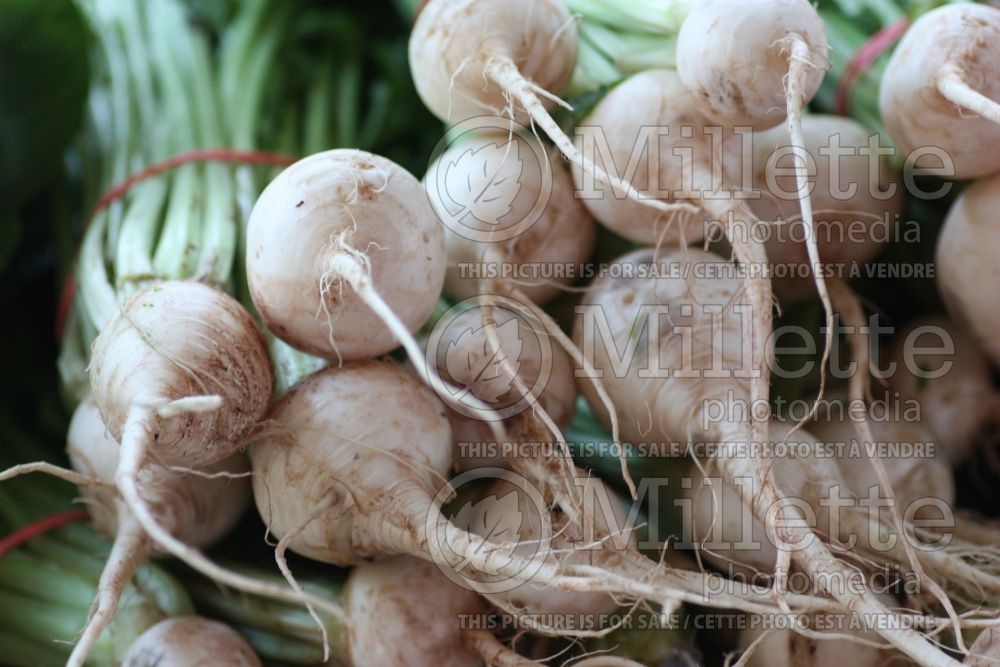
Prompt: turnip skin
<box><xmin>251</xmin><ymin>360</ymin><xmax>453</xmax><ymax>566</ymax></box>
<box><xmin>880</xmin><ymin>4</ymin><xmax>1000</xmax><ymax>180</ymax></box>
<box><xmin>571</xmin><ymin>69</ymin><xmax>710</xmax><ymax>245</ymax></box>
<box><xmin>246</xmin><ymin>149</ymin><xmax>445</xmax><ymax>361</ymax></box>
<box><xmin>936</xmin><ymin>173</ymin><xmax>1000</xmax><ymax>368</ymax></box>
<box><xmin>426</xmin><ymin>136</ymin><xmax>596</xmax><ymax>305</ymax></box>
<box><xmin>574</xmin><ymin>248</ymin><xmax>960</xmax><ymax>666</ymax></box>
<box><xmin>122</xmin><ymin>616</ymin><xmax>261</xmax><ymax>667</ymax></box>
<box><xmin>676</xmin><ymin>0</ymin><xmax>828</xmax><ymax>132</ymax></box>
<box><xmin>886</xmin><ymin>316</ymin><xmax>998</xmax><ymax>464</ymax></box>
<box><xmin>409</xmin><ymin>0</ymin><xmax>575</xmax><ymax>125</ymax></box>
<box><xmin>89</xmin><ymin>280</ymin><xmax>272</xmax><ymax>468</ymax></box>
<box><xmin>430</xmin><ymin>307</ymin><xmax>577</xmax><ymax>471</ymax></box>
<box><xmin>344</xmin><ymin>556</ymin><xmax>487</xmax><ymax>667</ymax></box>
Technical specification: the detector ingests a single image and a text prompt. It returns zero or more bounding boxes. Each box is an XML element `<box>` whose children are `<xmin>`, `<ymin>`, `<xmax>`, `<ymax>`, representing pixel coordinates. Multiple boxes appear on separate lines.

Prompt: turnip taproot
<box><xmin>85</xmin><ymin>281</ymin><xmax>341</xmax><ymax>618</ymax></box>
<box><xmin>736</xmin><ymin>115</ymin><xmax>903</xmax><ymax>304</ymax></box>
<box><xmin>409</xmin><ymin>0</ymin><xmax>695</xmax><ymax>219</ymax></box>
<box><xmin>880</xmin><ymin>4</ymin><xmax>1000</xmax><ymax>180</ymax></box>
<box><xmin>64</xmin><ymin>398</ymin><xmax>251</xmax><ymax>667</ymax></box>
<box><xmin>677</xmin><ymin>0</ymin><xmax>835</xmax><ymax>386</ymax></box>
<box><xmin>574</xmin><ymin>247</ymin><xmax>958</xmax><ymax>665</ymax></box>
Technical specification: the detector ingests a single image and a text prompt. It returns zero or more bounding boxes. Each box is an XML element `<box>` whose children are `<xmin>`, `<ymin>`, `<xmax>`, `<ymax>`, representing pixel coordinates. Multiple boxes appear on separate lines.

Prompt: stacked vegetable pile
<box><xmin>3</xmin><ymin>0</ymin><xmax>1000</xmax><ymax>665</ymax></box>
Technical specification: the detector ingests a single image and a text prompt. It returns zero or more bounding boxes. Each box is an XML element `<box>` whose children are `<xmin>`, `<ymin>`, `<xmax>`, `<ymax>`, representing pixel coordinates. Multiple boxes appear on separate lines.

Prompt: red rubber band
<box><xmin>54</xmin><ymin>148</ymin><xmax>297</xmax><ymax>340</ymax></box>
<box><xmin>834</xmin><ymin>18</ymin><xmax>910</xmax><ymax>117</ymax></box>
<box><xmin>0</xmin><ymin>509</ymin><xmax>90</xmax><ymax>557</ymax></box>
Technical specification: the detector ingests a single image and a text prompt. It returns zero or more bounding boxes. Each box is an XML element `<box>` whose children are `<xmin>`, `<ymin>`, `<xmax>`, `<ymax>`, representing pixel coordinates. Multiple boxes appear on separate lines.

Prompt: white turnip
<box><xmin>85</xmin><ymin>280</ymin><xmax>340</xmax><ymax>620</ymax></box>
<box><xmin>880</xmin><ymin>4</ymin><xmax>1000</xmax><ymax>180</ymax></box>
<box><xmin>574</xmin><ymin>247</ymin><xmax>959</xmax><ymax>666</ymax></box>
<box><xmin>736</xmin><ymin>115</ymin><xmax>904</xmax><ymax>304</ymax></box>
<box><xmin>122</xmin><ymin>616</ymin><xmax>261</xmax><ymax>667</ymax></box>
<box><xmin>64</xmin><ymin>397</ymin><xmax>251</xmax><ymax>667</ymax></box>
<box><xmin>409</xmin><ymin>0</ymin><xmax>695</xmax><ymax>220</ymax></box>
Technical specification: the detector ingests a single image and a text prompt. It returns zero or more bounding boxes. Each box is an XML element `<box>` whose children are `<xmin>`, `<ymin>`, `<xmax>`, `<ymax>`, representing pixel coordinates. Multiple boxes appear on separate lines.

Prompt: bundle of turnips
<box><xmin>6</xmin><ymin>0</ymin><xmax>1000</xmax><ymax>665</ymax></box>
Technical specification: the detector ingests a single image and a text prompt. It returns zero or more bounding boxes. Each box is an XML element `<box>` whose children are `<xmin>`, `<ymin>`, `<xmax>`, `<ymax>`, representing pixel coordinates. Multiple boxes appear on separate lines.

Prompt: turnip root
<box><xmin>246</xmin><ymin>149</ymin><xmax>505</xmax><ymax>436</ymax></box>
<box><xmin>424</xmin><ymin>133</ymin><xmax>596</xmax><ymax>305</ymax></box>
<box><xmin>936</xmin><ymin>172</ymin><xmax>1000</xmax><ymax>368</ymax></box>
<box><xmin>122</xmin><ymin>616</ymin><xmax>261</xmax><ymax>667</ymax></box>
<box><xmin>85</xmin><ymin>280</ymin><xmax>340</xmax><ymax>619</ymax></box>
<box><xmin>428</xmin><ymin>307</ymin><xmax>577</xmax><ymax>472</ymax></box>
<box><xmin>676</xmin><ymin>0</ymin><xmax>827</xmax><ymax>132</ymax></box>
<box><xmin>574</xmin><ymin>247</ymin><xmax>959</xmax><ymax>666</ymax></box>
<box><xmin>250</xmin><ymin>360</ymin><xmax>558</xmax><ymax>584</ymax></box>
<box><xmin>677</xmin><ymin>0</ymin><xmax>834</xmax><ymax>384</ymax></box>
<box><xmin>886</xmin><ymin>316</ymin><xmax>999</xmax><ymax>464</ymax></box>
<box><xmin>736</xmin><ymin>115</ymin><xmax>904</xmax><ymax>304</ymax></box>
<box><xmin>344</xmin><ymin>556</ymin><xmax>487</xmax><ymax>667</ymax></box>
<box><xmin>409</xmin><ymin>0</ymin><xmax>695</xmax><ymax>220</ymax></box>
<box><xmin>247</xmin><ymin>149</ymin><xmax>444</xmax><ymax>361</ymax></box>
<box><xmin>571</xmin><ymin>69</ymin><xmax>710</xmax><ymax>245</ymax></box>
<box><xmin>880</xmin><ymin>4</ymin><xmax>1000</xmax><ymax>180</ymax></box>
<box><xmin>65</xmin><ymin>398</ymin><xmax>251</xmax><ymax>667</ymax></box>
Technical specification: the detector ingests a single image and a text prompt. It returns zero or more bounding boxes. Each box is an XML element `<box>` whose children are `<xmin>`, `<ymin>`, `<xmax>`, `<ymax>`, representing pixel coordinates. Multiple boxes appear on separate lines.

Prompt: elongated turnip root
<box><xmin>409</xmin><ymin>0</ymin><xmax>695</xmax><ymax>219</ymax></box>
<box><xmin>886</xmin><ymin>316</ymin><xmax>1000</xmax><ymax>464</ymax></box>
<box><xmin>344</xmin><ymin>556</ymin><xmax>487</xmax><ymax>667</ymax></box>
<box><xmin>880</xmin><ymin>4</ymin><xmax>1000</xmax><ymax>179</ymax></box>
<box><xmin>64</xmin><ymin>398</ymin><xmax>251</xmax><ymax>667</ymax></box>
<box><xmin>677</xmin><ymin>0</ymin><xmax>835</xmax><ymax>390</ymax></box>
<box><xmin>122</xmin><ymin>616</ymin><xmax>261</xmax><ymax>667</ymax></box>
<box><xmin>425</xmin><ymin>133</ymin><xmax>596</xmax><ymax>305</ymax></box>
<box><xmin>936</xmin><ymin>172</ymin><xmax>1000</xmax><ymax>368</ymax></box>
<box><xmin>735</xmin><ymin>115</ymin><xmax>904</xmax><ymax>304</ymax></box>
<box><xmin>574</xmin><ymin>247</ymin><xmax>959</xmax><ymax>666</ymax></box>
<box><xmin>737</xmin><ymin>609</ymin><xmax>897</xmax><ymax>667</ymax></box>
<box><xmin>86</xmin><ymin>280</ymin><xmax>341</xmax><ymax>618</ymax></box>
